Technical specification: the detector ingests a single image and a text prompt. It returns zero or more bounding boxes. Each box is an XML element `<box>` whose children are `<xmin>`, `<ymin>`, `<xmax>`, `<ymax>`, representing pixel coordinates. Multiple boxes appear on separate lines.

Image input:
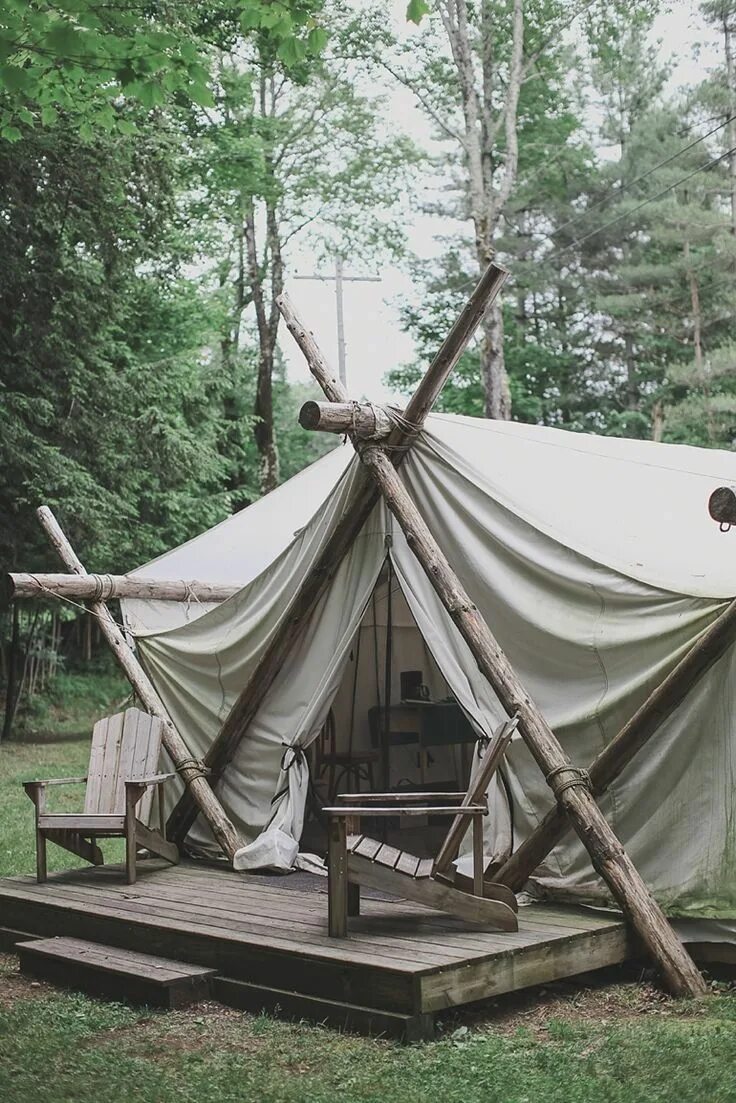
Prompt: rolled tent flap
<box><xmin>120</xmin><ymin>415</ymin><xmax>736</xmax><ymax>916</ymax></box>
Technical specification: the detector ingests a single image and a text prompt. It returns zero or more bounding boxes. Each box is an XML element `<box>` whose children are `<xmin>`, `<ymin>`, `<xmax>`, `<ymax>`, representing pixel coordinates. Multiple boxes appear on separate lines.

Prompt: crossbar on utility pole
<box><xmin>294</xmin><ymin>257</ymin><xmax>381</xmax><ymax>387</ymax></box>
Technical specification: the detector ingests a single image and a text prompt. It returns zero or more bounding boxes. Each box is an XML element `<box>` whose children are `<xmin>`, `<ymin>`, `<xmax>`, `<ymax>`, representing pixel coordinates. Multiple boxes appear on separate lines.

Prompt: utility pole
<box><xmin>294</xmin><ymin>257</ymin><xmax>380</xmax><ymax>387</ymax></box>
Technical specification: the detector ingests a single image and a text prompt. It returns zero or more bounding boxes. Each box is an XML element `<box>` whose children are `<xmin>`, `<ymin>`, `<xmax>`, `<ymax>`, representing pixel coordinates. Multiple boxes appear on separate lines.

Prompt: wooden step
<box><xmin>18</xmin><ymin>937</ymin><xmax>216</xmax><ymax>1009</ymax></box>
<box><xmin>0</xmin><ymin>926</ymin><xmax>34</xmax><ymax>953</ymax></box>
<box><xmin>213</xmin><ymin>976</ymin><xmax>435</xmax><ymax>1042</ymax></box>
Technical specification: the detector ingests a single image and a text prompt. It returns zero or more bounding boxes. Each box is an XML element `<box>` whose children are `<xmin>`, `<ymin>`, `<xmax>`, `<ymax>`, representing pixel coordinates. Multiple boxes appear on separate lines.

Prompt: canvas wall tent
<box><xmin>120</xmin><ymin>412</ymin><xmax>736</xmax><ymax>933</ymax></box>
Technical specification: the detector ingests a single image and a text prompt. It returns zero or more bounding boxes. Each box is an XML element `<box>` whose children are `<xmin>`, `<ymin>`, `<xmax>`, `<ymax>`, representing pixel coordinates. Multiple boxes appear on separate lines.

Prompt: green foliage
<box><xmin>0</xmin><ymin>116</ymin><xmax>236</xmax><ymax>572</ymax></box>
<box><xmin>0</xmin><ymin>0</ymin><xmax>330</xmax><ymax>140</ymax></box>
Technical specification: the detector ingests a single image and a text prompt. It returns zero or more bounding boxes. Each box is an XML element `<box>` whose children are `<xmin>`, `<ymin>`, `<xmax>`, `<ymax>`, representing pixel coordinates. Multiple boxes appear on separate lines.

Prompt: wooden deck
<box><xmin>0</xmin><ymin>860</ymin><xmax>635</xmax><ymax>1039</ymax></box>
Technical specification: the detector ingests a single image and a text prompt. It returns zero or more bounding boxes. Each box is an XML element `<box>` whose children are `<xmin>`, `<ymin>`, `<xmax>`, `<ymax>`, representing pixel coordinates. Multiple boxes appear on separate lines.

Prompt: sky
<box><xmin>278</xmin><ymin>1</ymin><xmax>723</xmax><ymax>404</ymax></box>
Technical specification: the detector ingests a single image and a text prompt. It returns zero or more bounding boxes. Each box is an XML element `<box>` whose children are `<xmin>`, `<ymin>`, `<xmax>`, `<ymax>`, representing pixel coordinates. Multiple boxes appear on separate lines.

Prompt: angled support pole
<box><xmin>494</xmin><ymin>594</ymin><xmax>736</xmax><ymax>891</ymax></box>
<box><xmin>291</xmin><ymin>291</ymin><xmax>706</xmax><ymax>998</ymax></box>
<box><xmin>166</xmin><ymin>262</ymin><xmax>510</xmax><ymax>846</ymax></box>
<box><xmin>36</xmin><ymin>506</ymin><xmax>244</xmax><ymax>863</ymax></box>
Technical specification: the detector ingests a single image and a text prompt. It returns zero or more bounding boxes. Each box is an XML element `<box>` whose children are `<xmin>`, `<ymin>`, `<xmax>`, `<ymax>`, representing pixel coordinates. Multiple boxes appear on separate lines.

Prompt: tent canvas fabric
<box><xmin>120</xmin><ymin>413</ymin><xmax>736</xmax><ymax>924</ymax></box>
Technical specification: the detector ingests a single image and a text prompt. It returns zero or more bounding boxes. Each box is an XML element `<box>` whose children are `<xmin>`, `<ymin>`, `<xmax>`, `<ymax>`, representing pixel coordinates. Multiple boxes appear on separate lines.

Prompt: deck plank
<box><xmin>0</xmin><ymin>860</ymin><xmax>633</xmax><ymax>1031</ymax></box>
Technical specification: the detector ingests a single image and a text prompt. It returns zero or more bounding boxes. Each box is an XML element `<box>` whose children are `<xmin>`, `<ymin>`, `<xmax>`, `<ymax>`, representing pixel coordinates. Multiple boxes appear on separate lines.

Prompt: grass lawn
<box><xmin>2</xmin><ymin>737</ymin><xmax>736</xmax><ymax>1103</ymax></box>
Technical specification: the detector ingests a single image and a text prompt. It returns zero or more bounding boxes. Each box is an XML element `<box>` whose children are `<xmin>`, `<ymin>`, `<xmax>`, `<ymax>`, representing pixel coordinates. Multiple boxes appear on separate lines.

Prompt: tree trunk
<box><xmin>651</xmin><ymin>400</ymin><xmax>664</xmax><ymax>442</ymax></box>
<box><xmin>480</xmin><ymin>299</ymin><xmax>511</xmax><ymax>419</ymax></box>
<box><xmin>725</xmin><ymin>16</ymin><xmax>736</xmax><ymax>236</ymax></box>
<box><xmin>254</xmin><ymin>341</ymin><xmax>279</xmax><ymax>493</ymax></box>
<box><xmin>624</xmin><ymin>332</ymin><xmax>639</xmax><ymax>413</ymax></box>
<box><xmin>438</xmin><ymin>0</ymin><xmax>522</xmax><ymax>423</ymax></box>
<box><xmin>2</xmin><ymin>601</ymin><xmax>20</xmax><ymax>742</ymax></box>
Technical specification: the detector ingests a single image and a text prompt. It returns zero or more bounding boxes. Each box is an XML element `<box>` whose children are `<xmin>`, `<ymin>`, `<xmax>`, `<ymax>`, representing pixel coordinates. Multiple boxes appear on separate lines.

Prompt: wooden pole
<box><xmin>35</xmin><ymin>506</ymin><xmax>244</xmax><ymax>862</ymax></box>
<box><xmin>298</xmin><ymin>401</ymin><xmax>392</xmax><ymax>437</ymax></box>
<box><xmin>296</xmin><ymin>339</ymin><xmax>706</xmax><ymax>1000</ymax></box>
<box><xmin>3</xmin><ymin>572</ymin><xmax>240</xmax><ymax>605</ymax></box>
<box><xmin>494</xmin><ymin>595</ymin><xmax>736</xmax><ymax>891</ymax></box>
<box><xmin>165</xmin><ymin>261</ymin><xmax>509</xmax><ymax>845</ymax></box>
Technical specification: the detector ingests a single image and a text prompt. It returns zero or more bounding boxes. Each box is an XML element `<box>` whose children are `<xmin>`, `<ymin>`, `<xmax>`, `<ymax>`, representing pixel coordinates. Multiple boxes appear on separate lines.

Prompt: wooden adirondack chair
<box><xmin>24</xmin><ymin>707</ymin><xmax>179</xmax><ymax>885</ymax></box>
<box><xmin>324</xmin><ymin>714</ymin><xmax>520</xmax><ymax>936</ymax></box>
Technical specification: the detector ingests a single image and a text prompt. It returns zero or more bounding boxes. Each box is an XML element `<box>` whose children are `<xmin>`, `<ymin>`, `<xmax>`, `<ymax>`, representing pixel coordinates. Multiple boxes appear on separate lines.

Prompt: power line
<box><xmin>552</xmin><ymin>114</ymin><xmax>735</xmax><ymax>240</ymax></box>
<box><xmin>445</xmin><ymin>146</ymin><xmax>733</xmax><ymax>296</ymax></box>
<box><xmin>544</xmin><ymin>144</ymin><xmax>736</xmax><ymax>266</ymax></box>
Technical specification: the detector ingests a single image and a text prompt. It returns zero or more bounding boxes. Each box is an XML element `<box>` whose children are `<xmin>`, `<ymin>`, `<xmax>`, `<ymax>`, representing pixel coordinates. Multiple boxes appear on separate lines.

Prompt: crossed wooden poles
<box><xmin>277</xmin><ymin>262</ymin><xmax>706</xmax><ymax>999</ymax></box>
<box><xmin>26</xmin><ymin>262</ymin><xmax>725</xmax><ymax>997</ymax></box>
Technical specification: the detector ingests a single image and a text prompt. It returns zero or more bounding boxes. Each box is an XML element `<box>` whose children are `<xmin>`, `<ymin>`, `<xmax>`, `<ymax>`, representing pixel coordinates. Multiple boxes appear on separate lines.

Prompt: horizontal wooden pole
<box><xmin>494</xmin><ymin>594</ymin><xmax>736</xmax><ymax>892</ymax></box>
<box><xmin>298</xmin><ymin>401</ymin><xmax>393</xmax><ymax>438</ymax></box>
<box><xmin>3</xmin><ymin>572</ymin><xmax>240</xmax><ymax>606</ymax></box>
<box><xmin>708</xmin><ymin>485</ymin><xmax>736</xmax><ymax>527</ymax></box>
<box><xmin>36</xmin><ymin>506</ymin><xmax>244</xmax><ymax>864</ymax></box>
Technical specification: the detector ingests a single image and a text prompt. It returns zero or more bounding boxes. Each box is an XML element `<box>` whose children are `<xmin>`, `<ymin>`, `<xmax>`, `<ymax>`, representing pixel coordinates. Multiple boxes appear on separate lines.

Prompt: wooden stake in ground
<box><xmin>35</xmin><ymin>506</ymin><xmax>244</xmax><ymax>863</ymax></box>
<box><xmin>493</xmin><ymin>594</ymin><xmax>736</xmax><ymax>891</ymax></box>
<box><xmin>289</xmin><ymin>296</ymin><xmax>706</xmax><ymax>998</ymax></box>
<box><xmin>165</xmin><ymin>262</ymin><xmax>510</xmax><ymax>846</ymax></box>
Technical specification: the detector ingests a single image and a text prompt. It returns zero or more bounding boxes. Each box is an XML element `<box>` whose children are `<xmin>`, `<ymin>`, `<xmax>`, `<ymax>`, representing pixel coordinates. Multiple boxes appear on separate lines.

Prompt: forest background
<box><xmin>2</xmin><ymin>0</ymin><xmax>736</xmax><ymax>734</ymax></box>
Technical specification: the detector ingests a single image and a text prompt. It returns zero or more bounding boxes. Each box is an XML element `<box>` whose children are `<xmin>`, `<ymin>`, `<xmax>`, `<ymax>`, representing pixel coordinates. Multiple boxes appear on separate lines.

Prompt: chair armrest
<box><xmin>125</xmin><ymin>773</ymin><xmax>176</xmax><ymax>788</ymax></box>
<box><xmin>23</xmin><ymin>777</ymin><xmax>87</xmax><ymax>791</ymax></box>
<box><xmin>324</xmin><ymin>804</ymin><xmax>487</xmax><ymax>818</ymax></box>
<box><xmin>335</xmin><ymin>792</ymin><xmax>468</xmax><ymax>804</ymax></box>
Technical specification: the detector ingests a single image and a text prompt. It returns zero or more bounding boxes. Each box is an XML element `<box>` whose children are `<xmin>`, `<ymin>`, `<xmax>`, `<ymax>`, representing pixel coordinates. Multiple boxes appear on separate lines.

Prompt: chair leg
<box><xmin>125</xmin><ymin>824</ymin><xmax>137</xmax><ymax>884</ymax></box>
<box><xmin>328</xmin><ymin>816</ymin><xmax>348</xmax><ymax>937</ymax></box>
<box><xmin>36</xmin><ymin>827</ymin><xmax>47</xmax><ymax>884</ymax></box>
<box><xmin>125</xmin><ymin>795</ymin><xmax>137</xmax><ymax>885</ymax></box>
<box><xmin>472</xmin><ymin>813</ymin><xmax>484</xmax><ymax>896</ymax></box>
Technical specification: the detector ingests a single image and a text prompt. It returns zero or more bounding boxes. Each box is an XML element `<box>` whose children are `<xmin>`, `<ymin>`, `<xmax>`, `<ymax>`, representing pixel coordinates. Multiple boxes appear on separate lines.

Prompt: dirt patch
<box><xmin>439</xmin><ymin>967</ymin><xmax>728</xmax><ymax>1040</ymax></box>
<box><xmin>88</xmin><ymin>1000</ymin><xmax>268</xmax><ymax>1065</ymax></box>
<box><xmin>0</xmin><ymin>952</ymin><xmax>53</xmax><ymax>1010</ymax></box>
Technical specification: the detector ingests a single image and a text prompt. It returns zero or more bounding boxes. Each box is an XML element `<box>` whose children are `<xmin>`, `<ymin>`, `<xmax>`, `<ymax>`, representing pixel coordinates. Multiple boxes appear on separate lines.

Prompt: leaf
<box><xmin>276</xmin><ymin>37</ymin><xmax>300</xmax><ymax>67</ymax></box>
<box><xmin>239</xmin><ymin>8</ymin><xmax>262</xmax><ymax>31</ymax></box>
<box><xmin>273</xmin><ymin>14</ymin><xmax>293</xmax><ymax>38</ymax></box>
<box><xmin>188</xmin><ymin>81</ymin><xmax>215</xmax><ymax>108</ymax></box>
<box><xmin>406</xmin><ymin>0</ymin><xmax>430</xmax><ymax>25</ymax></box>
<box><xmin>41</xmin><ymin>105</ymin><xmax>58</xmax><ymax>126</ymax></box>
<box><xmin>0</xmin><ymin>64</ymin><xmax>31</xmax><ymax>93</ymax></box>
<box><xmin>137</xmin><ymin>81</ymin><xmax>165</xmax><ymax>109</ymax></box>
<box><xmin>44</xmin><ymin>20</ymin><xmax>84</xmax><ymax>57</ymax></box>
<box><xmin>1</xmin><ymin>124</ymin><xmax>22</xmax><ymax>141</ymax></box>
<box><xmin>307</xmin><ymin>26</ymin><xmax>329</xmax><ymax>55</ymax></box>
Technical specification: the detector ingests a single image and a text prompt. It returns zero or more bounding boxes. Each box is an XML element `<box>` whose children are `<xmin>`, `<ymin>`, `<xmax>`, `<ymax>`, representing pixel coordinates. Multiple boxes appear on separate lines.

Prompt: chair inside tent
<box><xmin>120</xmin><ymin>412</ymin><xmax>736</xmax><ymax>946</ymax></box>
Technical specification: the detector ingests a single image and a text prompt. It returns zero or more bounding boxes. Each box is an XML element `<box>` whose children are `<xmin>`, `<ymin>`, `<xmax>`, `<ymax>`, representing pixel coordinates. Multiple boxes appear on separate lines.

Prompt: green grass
<box><xmin>0</xmin><ymin>733</ymin><xmax>124</xmax><ymax>878</ymax></box>
<box><xmin>14</xmin><ymin>668</ymin><xmax>130</xmax><ymax>740</ymax></box>
<box><xmin>1</xmin><ymin>736</ymin><xmax>736</xmax><ymax>1103</ymax></box>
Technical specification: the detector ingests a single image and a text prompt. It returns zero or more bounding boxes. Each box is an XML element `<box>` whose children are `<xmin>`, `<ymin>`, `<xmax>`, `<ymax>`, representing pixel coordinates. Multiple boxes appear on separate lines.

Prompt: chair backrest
<box><xmin>433</xmin><ymin>713</ymin><xmax>520</xmax><ymax>875</ymax></box>
<box><xmin>84</xmin><ymin>707</ymin><xmax>165</xmax><ymax>819</ymax></box>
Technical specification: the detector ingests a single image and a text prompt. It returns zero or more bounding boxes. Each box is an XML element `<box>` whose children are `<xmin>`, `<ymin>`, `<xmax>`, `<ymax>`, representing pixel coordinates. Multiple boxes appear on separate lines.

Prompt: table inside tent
<box><xmin>368</xmin><ymin>699</ymin><xmax>476</xmax><ymax>789</ymax></box>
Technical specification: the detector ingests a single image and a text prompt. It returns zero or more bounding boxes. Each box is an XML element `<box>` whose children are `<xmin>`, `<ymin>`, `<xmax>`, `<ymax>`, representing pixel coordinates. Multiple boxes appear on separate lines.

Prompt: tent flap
<box><xmin>120</xmin><ymin>416</ymin><xmax>736</xmax><ymax>916</ymax></box>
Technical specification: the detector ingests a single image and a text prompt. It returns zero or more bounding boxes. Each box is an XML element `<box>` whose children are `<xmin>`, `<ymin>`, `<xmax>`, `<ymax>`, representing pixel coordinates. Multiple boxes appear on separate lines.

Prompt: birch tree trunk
<box><xmin>439</xmin><ymin>0</ymin><xmax>524</xmax><ymax>420</ymax></box>
<box><xmin>244</xmin><ymin>69</ymin><xmax>283</xmax><ymax>494</ymax></box>
<box><xmin>724</xmin><ymin>13</ymin><xmax>736</xmax><ymax>236</ymax></box>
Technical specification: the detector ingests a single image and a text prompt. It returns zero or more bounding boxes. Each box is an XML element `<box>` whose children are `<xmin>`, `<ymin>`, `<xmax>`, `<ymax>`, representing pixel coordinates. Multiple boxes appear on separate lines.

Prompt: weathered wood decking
<box><xmin>0</xmin><ymin>860</ymin><xmax>635</xmax><ymax>1039</ymax></box>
